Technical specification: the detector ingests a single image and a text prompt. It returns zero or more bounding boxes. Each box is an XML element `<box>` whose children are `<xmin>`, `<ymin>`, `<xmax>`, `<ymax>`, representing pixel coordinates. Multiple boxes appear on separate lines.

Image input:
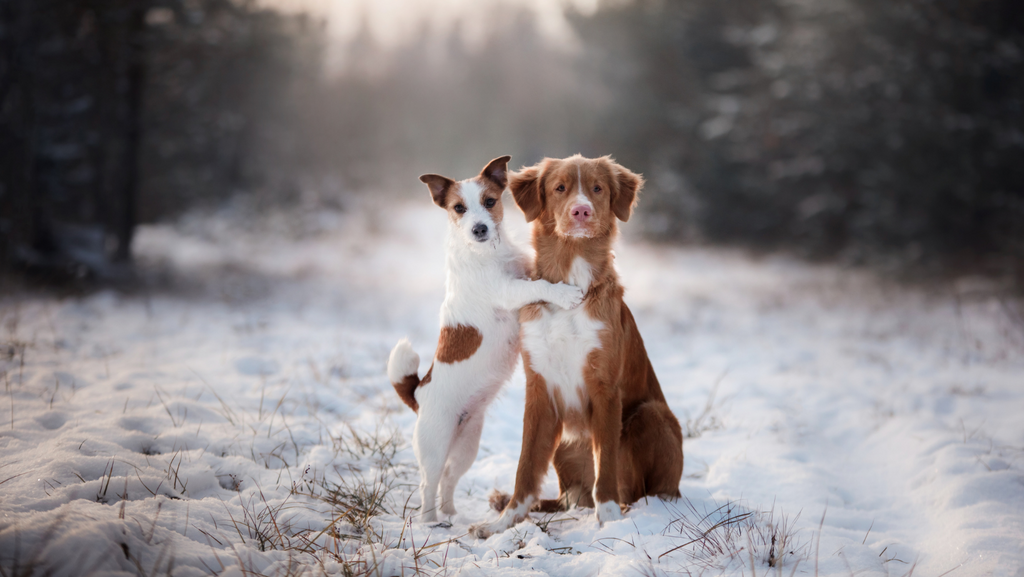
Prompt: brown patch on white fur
<box><xmin>393</xmin><ymin>363</ymin><xmax>433</xmax><ymax>413</ymax></box>
<box><xmin>418</xmin><ymin>176</ymin><xmax>474</xmax><ymax>226</ymax></box>
<box><xmin>436</xmin><ymin>324</ymin><xmax>483</xmax><ymax>363</ymax></box>
<box><xmin>394</xmin><ymin>373</ymin><xmax>420</xmax><ymax>412</ymax></box>
<box><xmin>497</xmin><ymin>154</ymin><xmax>682</xmax><ymax>522</ymax></box>
<box><xmin>476</xmin><ymin>154</ymin><xmax>510</xmax><ymax>225</ymax></box>
<box><xmin>421</xmin><ymin>156</ymin><xmax>511</xmax><ymax>227</ymax></box>
<box><xmin>519</xmin><ymin>303</ymin><xmax>543</xmax><ymax>323</ymax></box>
<box><xmin>444</xmin><ymin>186</ymin><xmax>468</xmax><ymax>223</ymax></box>
<box><xmin>475</xmin><ymin>176</ymin><xmax>504</xmax><ymax>225</ymax></box>
<box><xmin>420</xmin><ymin>174</ymin><xmax>456</xmax><ymax>208</ymax></box>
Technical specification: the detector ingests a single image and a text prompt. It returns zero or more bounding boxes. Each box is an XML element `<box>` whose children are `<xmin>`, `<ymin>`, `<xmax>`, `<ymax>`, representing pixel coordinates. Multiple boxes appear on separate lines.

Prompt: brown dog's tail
<box><xmin>387</xmin><ymin>338</ymin><xmax>421</xmax><ymax>412</ymax></box>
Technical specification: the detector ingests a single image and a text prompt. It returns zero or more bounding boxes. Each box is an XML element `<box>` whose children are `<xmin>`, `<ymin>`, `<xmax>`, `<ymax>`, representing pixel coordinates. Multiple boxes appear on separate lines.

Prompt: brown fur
<box><xmin>393</xmin><ymin>363</ymin><xmax>432</xmax><ymax>413</ymax></box>
<box><xmin>422</xmin><ymin>155</ymin><xmax>509</xmax><ymax>228</ymax></box>
<box><xmin>479</xmin><ymin>155</ymin><xmax>510</xmax><ymax>226</ymax></box>
<box><xmin>477</xmin><ymin>176</ymin><xmax>504</xmax><ymax>225</ymax></box>
<box><xmin>501</xmin><ymin>155</ymin><xmax>683</xmax><ymax>521</ymax></box>
<box><xmin>444</xmin><ymin>186</ymin><xmax>468</xmax><ymax>222</ymax></box>
<box><xmin>393</xmin><ymin>373</ymin><xmax>420</xmax><ymax>412</ymax></box>
<box><xmin>436</xmin><ymin>324</ymin><xmax>483</xmax><ymax>363</ymax></box>
<box><xmin>420</xmin><ymin>174</ymin><xmax>456</xmax><ymax>208</ymax></box>
<box><xmin>488</xmin><ymin>489</ymin><xmax>511</xmax><ymax>513</ymax></box>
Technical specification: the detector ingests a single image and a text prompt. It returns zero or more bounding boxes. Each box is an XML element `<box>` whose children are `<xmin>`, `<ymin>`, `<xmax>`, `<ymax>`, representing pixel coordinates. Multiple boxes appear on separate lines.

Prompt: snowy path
<box><xmin>1</xmin><ymin>200</ymin><xmax>1022</xmax><ymax>576</ymax></box>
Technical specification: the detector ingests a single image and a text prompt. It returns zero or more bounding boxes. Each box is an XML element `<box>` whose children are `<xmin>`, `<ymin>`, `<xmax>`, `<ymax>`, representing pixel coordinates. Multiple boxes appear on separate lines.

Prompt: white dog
<box><xmin>387</xmin><ymin>155</ymin><xmax>584</xmax><ymax>522</ymax></box>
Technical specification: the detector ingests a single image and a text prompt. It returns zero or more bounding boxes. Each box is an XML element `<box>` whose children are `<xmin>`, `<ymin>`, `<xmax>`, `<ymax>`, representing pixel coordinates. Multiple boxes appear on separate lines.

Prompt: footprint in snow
<box><xmin>35</xmin><ymin>411</ymin><xmax>68</xmax><ymax>430</ymax></box>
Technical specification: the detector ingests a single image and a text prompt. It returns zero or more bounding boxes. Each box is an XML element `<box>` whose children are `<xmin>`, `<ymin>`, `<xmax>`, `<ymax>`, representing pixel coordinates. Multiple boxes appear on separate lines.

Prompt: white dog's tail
<box><xmin>387</xmin><ymin>338</ymin><xmax>422</xmax><ymax>412</ymax></box>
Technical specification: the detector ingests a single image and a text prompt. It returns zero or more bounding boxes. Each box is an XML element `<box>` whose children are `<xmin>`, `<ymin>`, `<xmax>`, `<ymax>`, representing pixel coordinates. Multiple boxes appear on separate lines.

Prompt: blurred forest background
<box><xmin>1</xmin><ymin>0</ymin><xmax>1022</xmax><ymax>284</ymax></box>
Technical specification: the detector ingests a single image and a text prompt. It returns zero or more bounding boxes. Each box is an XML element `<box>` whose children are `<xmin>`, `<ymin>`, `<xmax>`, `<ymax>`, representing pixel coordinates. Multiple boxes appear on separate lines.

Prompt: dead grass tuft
<box><xmin>683</xmin><ymin>371</ymin><xmax>727</xmax><ymax>439</ymax></box>
<box><xmin>658</xmin><ymin>496</ymin><xmax>809</xmax><ymax>573</ymax></box>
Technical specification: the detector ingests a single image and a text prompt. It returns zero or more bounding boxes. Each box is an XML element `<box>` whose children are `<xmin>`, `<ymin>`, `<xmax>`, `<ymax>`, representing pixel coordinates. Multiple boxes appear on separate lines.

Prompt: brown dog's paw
<box><xmin>488</xmin><ymin>490</ymin><xmax>511</xmax><ymax>513</ymax></box>
<box><xmin>469</xmin><ymin>522</ymin><xmax>493</xmax><ymax>539</ymax></box>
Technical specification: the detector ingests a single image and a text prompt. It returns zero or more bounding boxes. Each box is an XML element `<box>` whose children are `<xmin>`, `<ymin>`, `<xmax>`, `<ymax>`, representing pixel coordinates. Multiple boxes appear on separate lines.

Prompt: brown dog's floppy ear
<box><xmin>608</xmin><ymin>159</ymin><xmax>644</xmax><ymax>222</ymax></box>
<box><xmin>510</xmin><ymin>161</ymin><xmax>547</xmax><ymax>223</ymax></box>
<box><xmin>480</xmin><ymin>155</ymin><xmax>512</xmax><ymax>189</ymax></box>
<box><xmin>419</xmin><ymin>174</ymin><xmax>456</xmax><ymax>208</ymax></box>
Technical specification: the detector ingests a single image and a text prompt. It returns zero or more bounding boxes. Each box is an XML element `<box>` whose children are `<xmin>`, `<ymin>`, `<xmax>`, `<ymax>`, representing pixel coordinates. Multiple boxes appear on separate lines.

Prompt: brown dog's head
<box><xmin>509</xmin><ymin>155</ymin><xmax>643</xmax><ymax>239</ymax></box>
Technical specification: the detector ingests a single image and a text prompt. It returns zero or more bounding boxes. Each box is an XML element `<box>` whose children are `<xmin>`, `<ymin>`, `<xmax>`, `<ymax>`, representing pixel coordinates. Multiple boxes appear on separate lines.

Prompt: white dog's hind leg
<box><xmin>413</xmin><ymin>410</ymin><xmax>455</xmax><ymax>523</ymax></box>
<box><xmin>439</xmin><ymin>412</ymin><xmax>484</xmax><ymax>517</ymax></box>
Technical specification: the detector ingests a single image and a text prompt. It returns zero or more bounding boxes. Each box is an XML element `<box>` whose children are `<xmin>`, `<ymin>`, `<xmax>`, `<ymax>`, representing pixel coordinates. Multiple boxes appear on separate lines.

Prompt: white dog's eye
<box><xmin>484</xmin><ymin>198</ymin><xmax>497</xmax><ymax>209</ymax></box>
<box><xmin>454</xmin><ymin>204</ymin><xmax>466</xmax><ymax>214</ymax></box>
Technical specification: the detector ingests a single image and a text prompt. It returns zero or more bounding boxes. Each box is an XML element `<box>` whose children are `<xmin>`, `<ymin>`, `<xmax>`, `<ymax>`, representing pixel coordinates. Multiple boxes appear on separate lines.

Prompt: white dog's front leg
<box><xmin>497</xmin><ymin>279</ymin><xmax>583</xmax><ymax>311</ymax></box>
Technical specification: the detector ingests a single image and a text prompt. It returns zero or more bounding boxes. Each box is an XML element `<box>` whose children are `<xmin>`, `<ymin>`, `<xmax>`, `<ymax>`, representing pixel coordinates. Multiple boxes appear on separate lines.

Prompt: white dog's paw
<box><xmin>595</xmin><ymin>501</ymin><xmax>624</xmax><ymax>525</ymax></box>
<box><xmin>549</xmin><ymin>283</ymin><xmax>585</xmax><ymax>309</ymax></box>
<box><xmin>440</xmin><ymin>502</ymin><xmax>457</xmax><ymax>517</ymax></box>
<box><xmin>419</xmin><ymin>509</ymin><xmax>438</xmax><ymax>523</ymax></box>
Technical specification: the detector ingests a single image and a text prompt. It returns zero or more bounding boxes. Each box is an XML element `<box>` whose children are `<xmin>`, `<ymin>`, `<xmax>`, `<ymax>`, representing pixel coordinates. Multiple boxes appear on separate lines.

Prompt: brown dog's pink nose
<box><xmin>571</xmin><ymin>205</ymin><xmax>591</xmax><ymax>222</ymax></box>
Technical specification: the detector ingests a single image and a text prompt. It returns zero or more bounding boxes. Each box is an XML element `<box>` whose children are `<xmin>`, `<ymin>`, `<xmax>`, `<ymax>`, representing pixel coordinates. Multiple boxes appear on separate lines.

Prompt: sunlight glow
<box><xmin>258</xmin><ymin>0</ymin><xmax>600</xmax><ymax>48</ymax></box>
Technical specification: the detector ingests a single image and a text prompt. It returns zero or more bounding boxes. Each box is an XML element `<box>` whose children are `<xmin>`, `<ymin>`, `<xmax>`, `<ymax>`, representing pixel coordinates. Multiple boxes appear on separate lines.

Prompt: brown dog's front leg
<box><xmin>470</xmin><ymin>369</ymin><xmax>561</xmax><ymax>538</ymax></box>
<box><xmin>589</xmin><ymin>388</ymin><xmax>624</xmax><ymax>524</ymax></box>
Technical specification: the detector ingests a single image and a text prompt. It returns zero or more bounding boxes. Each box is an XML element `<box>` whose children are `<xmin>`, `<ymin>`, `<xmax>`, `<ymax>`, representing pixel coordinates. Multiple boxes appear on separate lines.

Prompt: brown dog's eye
<box><xmin>593</xmin><ymin>185</ymin><xmax>602</xmax><ymax>193</ymax></box>
<box><xmin>484</xmin><ymin>198</ymin><xmax>497</xmax><ymax>209</ymax></box>
<box><xmin>454</xmin><ymin>204</ymin><xmax>466</xmax><ymax>214</ymax></box>
<box><xmin>556</xmin><ymin>184</ymin><xmax>566</xmax><ymax>192</ymax></box>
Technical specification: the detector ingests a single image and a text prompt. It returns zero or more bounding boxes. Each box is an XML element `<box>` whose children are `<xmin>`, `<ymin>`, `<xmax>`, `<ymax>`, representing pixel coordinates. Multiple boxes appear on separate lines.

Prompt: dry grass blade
<box><xmin>658</xmin><ymin>510</ymin><xmax>754</xmax><ymax>559</ymax></box>
<box><xmin>188</xmin><ymin>367</ymin><xmax>239</xmax><ymax>426</ymax></box>
<box><xmin>658</xmin><ymin>496</ymin><xmax>808</xmax><ymax>573</ymax></box>
<box><xmin>815</xmin><ymin>502</ymin><xmax>827</xmax><ymax>577</ymax></box>
<box><xmin>683</xmin><ymin>370</ymin><xmax>728</xmax><ymax>439</ymax></box>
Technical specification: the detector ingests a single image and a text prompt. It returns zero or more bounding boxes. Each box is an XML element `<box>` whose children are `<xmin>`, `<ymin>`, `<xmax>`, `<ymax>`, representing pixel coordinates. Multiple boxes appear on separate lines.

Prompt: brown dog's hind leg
<box><xmin>501</xmin><ymin>369</ymin><xmax>563</xmax><ymax>514</ymax></box>
<box><xmin>588</xmin><ymin>389</ymin><xmax>625</xmax><ymax>523</ymax></box>
<box><xmin>488</xmin><ymin>433</ymin><xmax>598</xmax><ymax>514</ymax></box>
<box><xmin>488</xmin><ymin>491</ymin><xmax>568</xmax><ymax>514</ymax></box>
<box><xmin>551</xmin><ymin>436</ymin><xmax>596</xmax><ymax>510</ymax></box>
<box><xmin>618</xmin><ymin>401</ymin><xmax>684</xmax><ymax>504</ymax></box>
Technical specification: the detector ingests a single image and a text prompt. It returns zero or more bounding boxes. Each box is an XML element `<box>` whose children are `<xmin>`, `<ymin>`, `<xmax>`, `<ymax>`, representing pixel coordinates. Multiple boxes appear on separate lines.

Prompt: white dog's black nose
<box><xmin>472</xmin><ymin>223</ymin><xmax>488</xmax><ymax>241</ymax></box>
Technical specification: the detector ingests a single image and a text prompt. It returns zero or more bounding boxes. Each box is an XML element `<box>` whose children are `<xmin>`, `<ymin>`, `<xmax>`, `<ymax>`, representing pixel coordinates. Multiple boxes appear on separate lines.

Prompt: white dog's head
<box><xmin>420</xmin><ymin>156</ymin><xmax>510</xmax><ymax>251</ymax></box>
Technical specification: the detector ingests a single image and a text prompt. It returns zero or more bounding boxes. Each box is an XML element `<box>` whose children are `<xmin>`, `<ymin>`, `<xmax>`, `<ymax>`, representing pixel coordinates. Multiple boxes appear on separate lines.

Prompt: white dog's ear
<box><xmin>510</xmin><ymin>160</ymin><xmax>549</xmax><ymax>223</ymax></box>
<box><xmin>419</xmin><ymin>174</ymin><xmax>457</xmax><ymax>208</ymax></box>
<box><xmin>480</xmin><ymin>155</ymin><xmax>512</xmax><ymax>189</ymax></box>
<box><xmin>605</xmin><ymin>157</ymin><xmax>644</xmax><ymax>222</ymax></box>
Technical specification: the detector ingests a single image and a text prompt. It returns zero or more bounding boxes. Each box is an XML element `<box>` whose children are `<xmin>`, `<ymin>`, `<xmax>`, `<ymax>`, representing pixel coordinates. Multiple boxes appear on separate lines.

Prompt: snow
<box><xmin>1</xmin><ymin>197</ymin><xmax>1022</xmax><ymax>576</ymax></box>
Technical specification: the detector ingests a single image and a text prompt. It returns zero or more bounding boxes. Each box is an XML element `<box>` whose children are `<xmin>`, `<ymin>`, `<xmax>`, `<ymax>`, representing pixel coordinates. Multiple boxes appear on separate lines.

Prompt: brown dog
<box><xmin>470</xmin><ymin>154</ymin><xmax>683</xmax><ymax>538</ymax></box>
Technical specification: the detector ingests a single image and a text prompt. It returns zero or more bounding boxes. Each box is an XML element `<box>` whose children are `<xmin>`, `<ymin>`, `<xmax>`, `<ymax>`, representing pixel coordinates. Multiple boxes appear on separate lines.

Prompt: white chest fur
<box><xmin>566</xmin><ymin>255</ymin><xmax>594</xmax><ymax>292</ymax></box>
<box><xmin>521</xmin><ymin>257</ymin><xmax>603</xmax><ymax>413</ymax></box>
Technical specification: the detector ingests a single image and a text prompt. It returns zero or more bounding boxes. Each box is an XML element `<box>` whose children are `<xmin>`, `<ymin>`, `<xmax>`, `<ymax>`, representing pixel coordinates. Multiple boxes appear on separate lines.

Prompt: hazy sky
<box><xmin>260</xmin><ymin>0</ymin><xmax>600</xmax><ymax>48</ymax></box>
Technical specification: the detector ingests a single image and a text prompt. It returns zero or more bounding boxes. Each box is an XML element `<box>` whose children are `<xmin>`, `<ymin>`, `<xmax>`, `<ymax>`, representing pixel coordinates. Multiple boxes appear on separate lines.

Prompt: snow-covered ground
<box><xmin>2</xmin><ymin>197</ymin><xmax>1022</xmax><ymax>576</ymax></box>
